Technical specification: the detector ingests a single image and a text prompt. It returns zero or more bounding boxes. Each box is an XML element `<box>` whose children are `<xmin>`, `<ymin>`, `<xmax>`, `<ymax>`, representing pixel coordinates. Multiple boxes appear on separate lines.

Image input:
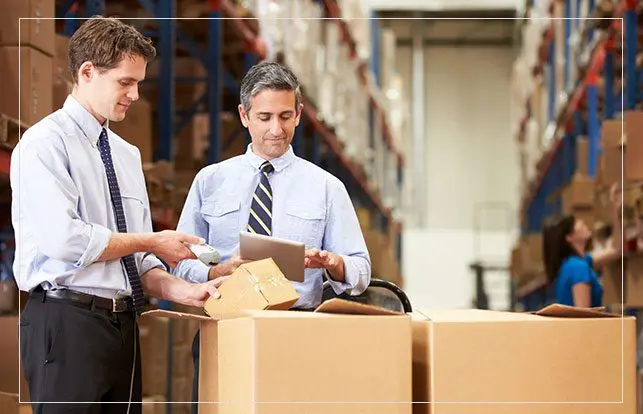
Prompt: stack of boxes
<box><xmin>0</xmin><ymin>0</ymin><xmax>54</xmax><ymax>128</ymax></box>
<box><xmin>356</xmin><ymin>207</ymin><xmax>402</xmax><ymax>286</ymax></box>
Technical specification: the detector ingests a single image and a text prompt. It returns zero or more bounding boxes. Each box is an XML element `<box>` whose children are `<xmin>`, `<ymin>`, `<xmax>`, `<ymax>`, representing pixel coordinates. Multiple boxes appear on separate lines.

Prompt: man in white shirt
<box><xmin>11</xmin><ymin>17</ymin><xmax>225</xmax><ymax>414</ymax></box>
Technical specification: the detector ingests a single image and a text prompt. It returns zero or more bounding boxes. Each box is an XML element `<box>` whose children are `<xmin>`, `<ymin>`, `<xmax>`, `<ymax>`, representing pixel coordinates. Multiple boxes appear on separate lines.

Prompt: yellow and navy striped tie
<box><xmin>248</xmin><ymin>161</ymin><xmax>274</xmax><ymax>236</ymax></box>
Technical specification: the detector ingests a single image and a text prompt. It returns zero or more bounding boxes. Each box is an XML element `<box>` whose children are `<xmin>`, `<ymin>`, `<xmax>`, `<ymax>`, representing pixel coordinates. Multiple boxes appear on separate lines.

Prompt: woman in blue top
<box><xmin>543</xmin><ymin>185</ymin><xmax>622</xmax><ymax>307</ymax></box>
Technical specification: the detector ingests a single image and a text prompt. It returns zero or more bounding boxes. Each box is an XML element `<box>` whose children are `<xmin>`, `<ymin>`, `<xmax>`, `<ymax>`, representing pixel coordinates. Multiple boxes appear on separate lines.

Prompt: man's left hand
<box><xmin>179</xmin><ymin>276</ymin><xmax>229</xmax><ymax>307</ymax></box>
<box><xmin>305</xmin><ymin>248</ymin><xmax>345</xmax><ymax>281</ymax></box>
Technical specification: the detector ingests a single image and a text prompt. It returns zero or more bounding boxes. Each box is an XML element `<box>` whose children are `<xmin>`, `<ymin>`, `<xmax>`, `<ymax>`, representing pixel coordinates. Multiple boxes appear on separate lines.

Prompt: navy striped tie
<box><xmin>98</xmin><ymin>128</ymin><xmax>145</xmax><ymax>316</ymax></box>
<box><xmin>247</xmin><ymin>161</ymin><xmax>274</xmax><ymax>236</ymax></box>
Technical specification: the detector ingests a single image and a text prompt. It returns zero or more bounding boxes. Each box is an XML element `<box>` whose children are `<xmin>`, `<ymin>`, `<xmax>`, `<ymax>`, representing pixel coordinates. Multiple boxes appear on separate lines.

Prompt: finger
<box><xmin>213</xmin><ymin>276</ymin><xmax>230</xmax><ymax>288</ymax></box>
<box><xmin>206</xmin><ymin>284</ymin><xmax>221</xmax><ymax>299</ymax></box>
<box><xmin>180</xmin><ymin>233</ymin><xmax>206</xmax><ymax>245</ymax></box>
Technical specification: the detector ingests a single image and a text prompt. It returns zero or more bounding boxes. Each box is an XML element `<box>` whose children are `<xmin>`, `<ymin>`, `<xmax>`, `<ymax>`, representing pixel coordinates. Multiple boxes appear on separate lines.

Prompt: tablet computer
<box><xmin>239</xmin><ymin>232</ymin><xmax>305</xmax><ymax>282</ymax></box>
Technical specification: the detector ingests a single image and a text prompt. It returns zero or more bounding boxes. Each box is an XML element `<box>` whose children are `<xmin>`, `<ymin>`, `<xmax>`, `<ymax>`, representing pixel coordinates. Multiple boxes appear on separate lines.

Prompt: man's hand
<box><xmin>208</xmin><ymin>255</ymin><xmax>250</xmax><ymax>280</ymax></box>
<box><xmin>177</xmin><ymin>276</ymin><xmax>229</xmax><ymax>307</ymax></box>
<box><xmin>149</xmin><ymin>230</ymin><xmax>203</xmax><ymax>268</ymax></box>
<box><xmin>305</xmin><ymin>248</ymin><xmax>345</xmax><ymax>282</ymax></box>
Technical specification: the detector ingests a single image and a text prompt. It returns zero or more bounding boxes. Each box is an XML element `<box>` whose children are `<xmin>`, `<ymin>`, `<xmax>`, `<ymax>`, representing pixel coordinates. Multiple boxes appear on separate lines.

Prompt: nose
<box><xmin>126</xmin><ymin>84</ymin><xmax>139</xmax><ymax>102</ymax></box>
<box><xmin>270</xmin><ymin>118</ymin><xmax>284</xmax><ymax>136</ymax></box>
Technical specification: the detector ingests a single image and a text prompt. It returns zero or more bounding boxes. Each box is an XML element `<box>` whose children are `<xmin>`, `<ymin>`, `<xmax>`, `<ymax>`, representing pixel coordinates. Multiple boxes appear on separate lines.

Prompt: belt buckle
<box><xmin>112</xmin><ymin>298</ymin><xmax>126</xmax><ymax>313</ymax></box>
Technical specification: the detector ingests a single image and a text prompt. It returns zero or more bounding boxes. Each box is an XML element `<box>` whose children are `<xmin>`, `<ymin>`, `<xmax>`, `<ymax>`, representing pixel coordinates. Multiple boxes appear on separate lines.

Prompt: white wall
<box><xmin>396</xmin><ymin>45</ymin><xmax>520</xmax><ymax>310</ymax></box>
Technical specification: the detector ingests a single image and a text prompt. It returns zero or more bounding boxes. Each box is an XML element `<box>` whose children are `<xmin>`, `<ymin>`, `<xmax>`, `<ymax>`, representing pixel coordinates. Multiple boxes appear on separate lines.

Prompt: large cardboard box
<box><xmin>144</xmin><ymin>299</ymin><xmax>412</xmax><ymax>414</ymax></box>
<box><xmin>601</xmin><ymin>258</ymin><xmax>623</xmax><ymax>305</ymax></box>
<box><xmin>625</xmin><ymin>253</ymin><xmax>643</xmax><ymax>308</ymax></box>
<box><xmin>412</xmin><ymin>305</ymin><xmax>636</xmax><ymax>413</ymax></box>
<box><xmin>562</xmin><ymin>174</ymin><xmax>595</xmax><ymax>212</ymax></box>
<box><xmin>110</xmin><ymin>97</ymin><xmax>153</xmax><ymax>164</ymax></box>
<box><xmin>138</xmin><ymin>316</ymin><xmax>169</xmax><ymax>397</ymax></box>
<box><xmin>0</xmin><ymin>392</ymin><xmax>31</xmax><ymax>414</ymax></box>
<box><xmin>576</xmin><ymin>136</ymin><xmax>588</xmax><ymax>176</ymax></box>
<box><xmin>52</xmin><ymin>76</ymin><xmax>71</xmax><ymax>110</ymax></box>
<box><xmin>54</xmin><ymin>34</ymin><xmax>70</xmax><ymax>81</ymax></box>
<box><xmin>602</xmin><ymin>119</ymin><xmax>623</xmax><ymax>148</ymax></box>
<box><xmin>0</xmin><ymin>0</ymin><xmax>55</xmax><ymax>57</ymax></box>
<box><xmin>0</xmin><ymin>46</ymin><xmax>53</xmax><ymax>126</ymax></box>
<box><xmin>0</xmin><ymin>317</ymin><xmax>29</xmax><ymax>400</ymax></box>
<box><xmin>624</xmin><ymin>111</ymin><xmax>643</xmax><ymax>182</ymax></box>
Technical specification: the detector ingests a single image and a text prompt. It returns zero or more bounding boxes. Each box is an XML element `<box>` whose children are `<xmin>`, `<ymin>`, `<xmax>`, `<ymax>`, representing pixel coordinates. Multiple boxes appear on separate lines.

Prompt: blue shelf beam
<box><xmin>86</xmin><ymin>0</ymin><xmax>105</xmax><ymax>16</ymax></box>
<box><xmin>207</xmin><ymin>3</ymin><xmax>223</xmax><ymax>164</ymax></box>
<box><xmin>156</xmin><ymin>0</ymin><xmax>176</xmax><ymax>162</ymax></box>
<box><xmin>586</xmin><ymin>83</ymin><xmax>599</xmax><ymax>177</ymax></box>
<box><xmin>625</xmin><ymin>4</ymin><xmax>638</xmax><ymax>110</ymax></box>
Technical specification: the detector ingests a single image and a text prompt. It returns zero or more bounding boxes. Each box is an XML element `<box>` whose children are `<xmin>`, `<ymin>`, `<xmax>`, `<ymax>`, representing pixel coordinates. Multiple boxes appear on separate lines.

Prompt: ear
<box><xmin>294</xmin><ymin>103</ymin><xmax>304</xmax><ymax>127</ymax></box>
<box><xmin>238</xmin><ymin>104</ymin><xmax>249</xmax><ymax>128</ymax></box>
<box><xmin>78</xmin><ymin>61</ymin><xmax>94</xmax><ymax>83</ymax></box>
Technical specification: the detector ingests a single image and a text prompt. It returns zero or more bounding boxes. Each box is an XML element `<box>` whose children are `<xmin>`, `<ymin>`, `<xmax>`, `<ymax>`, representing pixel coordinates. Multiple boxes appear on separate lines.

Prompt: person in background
<box><xmin>12</xmin><ymin>17</ymin><xmax>225</xmax><ymax>414</ymax></box>
<box><xmin>173</xmin><ymin>60</ymin><xmax>372</xmax><ymax>409</ymax></box>
<box><xmin>543</xmin><ymin>184</ymin><xmax>622</xmax><ymax>307</ymax></box>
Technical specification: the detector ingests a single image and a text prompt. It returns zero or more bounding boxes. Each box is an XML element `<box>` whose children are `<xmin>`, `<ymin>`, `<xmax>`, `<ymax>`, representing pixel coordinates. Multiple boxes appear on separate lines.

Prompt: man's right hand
<box><xmin>149</xmin><ymin>230</ymin><xmax>203</xmax><ymax>268</ymax></box>
<box><xmin>208</xmin><ymin>255</ymin><xmax>249</xmax><ymax>280</ymax></box>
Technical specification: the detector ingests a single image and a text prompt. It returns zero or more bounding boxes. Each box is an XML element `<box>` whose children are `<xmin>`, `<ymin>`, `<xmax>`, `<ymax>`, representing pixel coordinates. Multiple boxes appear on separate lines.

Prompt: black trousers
<box><xmin>20</xmin><ymin>292</ymin><xmax>142</xmax><ymax>414</ymax></box>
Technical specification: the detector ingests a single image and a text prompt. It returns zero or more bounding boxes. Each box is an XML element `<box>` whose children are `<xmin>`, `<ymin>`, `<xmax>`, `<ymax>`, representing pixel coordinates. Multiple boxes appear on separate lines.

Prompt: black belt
<box><xmin>31</xmin><ymin>287</ymin><xmax>133</xmax><ymax>313</ymax></box>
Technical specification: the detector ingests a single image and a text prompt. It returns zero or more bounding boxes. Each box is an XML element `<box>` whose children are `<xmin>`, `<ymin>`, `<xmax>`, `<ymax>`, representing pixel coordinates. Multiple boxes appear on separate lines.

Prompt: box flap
<box><xmin>241</xmin><ymin>258</ymin><xmax>300</xmax><ymax>308</ymax></box>
<box><xmin>141</xmin><ymin>309</ymin><xmax>214</xmax><ymax>321</ymax></box>
<box><xmin>534</xmin><ymin>303</ymin><xmax>621</xmax><ymax>318</ymax></box>
<box><xmin>314</xmin><ymin>298</ymin><xmax>403</xmax><ymax>315</ymax></box>
<box><xmin>412</xmin><ymin>308</ymin><xmax>544</xmax><ymax>322</ymax></box>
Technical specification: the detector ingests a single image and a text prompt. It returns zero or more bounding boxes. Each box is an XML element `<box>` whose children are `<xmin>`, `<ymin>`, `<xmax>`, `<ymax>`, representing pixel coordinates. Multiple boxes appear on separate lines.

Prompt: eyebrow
<box><xmin>118</xmin><ymin>77</ymin><xmax>140</xmax><ymax>83</ymax></box>
<box><xmin>256</xmin><ymin>110</ymin><xmax>295</xmax><ymax>116</ymax></box>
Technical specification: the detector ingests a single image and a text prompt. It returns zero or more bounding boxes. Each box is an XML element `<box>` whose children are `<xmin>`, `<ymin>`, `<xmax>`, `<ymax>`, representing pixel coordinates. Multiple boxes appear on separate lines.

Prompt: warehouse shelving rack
<box><xmin>515</xmin><ymin>0</ymin><xmax>639</xmax><ymax>310</ymax></box>
<box><xmin>54</xmin><ymin>0</ymin><xmax>404</xmax><ymax>264</ymax></box>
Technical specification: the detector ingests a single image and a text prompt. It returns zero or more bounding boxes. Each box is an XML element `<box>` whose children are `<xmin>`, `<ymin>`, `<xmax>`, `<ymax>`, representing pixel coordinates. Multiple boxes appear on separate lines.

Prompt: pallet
<box><xmin>0</xmin><ymin>114</ymin><xmax>29</xmax><ymax>148</ymax></box>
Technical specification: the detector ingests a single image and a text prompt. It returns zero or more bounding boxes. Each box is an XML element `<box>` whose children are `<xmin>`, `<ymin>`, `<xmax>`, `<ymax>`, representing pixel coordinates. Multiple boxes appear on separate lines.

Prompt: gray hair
<box><xmin>240</xmin><ymin>61</ymin><xmax>302</xmax><ymax>113</ymax></box>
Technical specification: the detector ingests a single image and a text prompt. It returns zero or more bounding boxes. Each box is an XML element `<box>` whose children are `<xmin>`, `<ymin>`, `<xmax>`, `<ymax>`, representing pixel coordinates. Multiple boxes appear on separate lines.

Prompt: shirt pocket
<box><xmin>201</xmin><ymin>199</ymin><xmax>241</xmax><ymax>248</ymax></box>
<box><xmin>283</xmin><ymin>203</ymin><xmax>326</xmax><ymax>248</ymax></box>
<box><xmin>121</xmin><ymin>194</ymin><xmax>148</xmax><ymax>232</ymax></box>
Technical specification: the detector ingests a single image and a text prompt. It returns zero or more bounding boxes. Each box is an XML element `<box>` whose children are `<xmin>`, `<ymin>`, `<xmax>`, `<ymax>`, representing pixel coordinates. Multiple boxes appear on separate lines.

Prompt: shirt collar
<box><xmin>62</xmin><ymin>95</ymin><xmax>106</xmax><ymax>145</ymax></box>
<box><xmin>244</xmin><ymin>144</ymin><xmax>296</xmax><ymax>172</ymax></box>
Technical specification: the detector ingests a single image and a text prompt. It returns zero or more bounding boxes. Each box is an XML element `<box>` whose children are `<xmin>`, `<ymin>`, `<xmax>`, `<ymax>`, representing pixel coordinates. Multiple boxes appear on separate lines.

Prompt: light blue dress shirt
<box><xmin>173</xmin><ymin>145</ymin><xmax>371</xmax><ymax>309</ymax></box>
<box><xmin>10</xmin><ymin>95</ymin><xmax>164</xmax><ymax>299</ymax></box>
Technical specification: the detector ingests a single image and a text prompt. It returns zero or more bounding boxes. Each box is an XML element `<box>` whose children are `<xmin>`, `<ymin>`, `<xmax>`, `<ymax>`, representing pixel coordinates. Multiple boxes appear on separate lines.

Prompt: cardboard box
<box><xmin>110</xmin><ymin>97</ymin><xmax>153</xmax><ymax>164</ymax></box>
<box><xmin>412</xmin><ymin>305</ymin><xmax>636</xmax><ymax>413</ymax></box>
<box><xmin>601</xmin><ymin>258</ymin><xmax>623</xmax><ymax>305</ymax></box>
<box><xmin>203</xmin><ymin>259</ymin><xmax>300</xmax><ymax>317</ymax></box>
<box><xmin>0</xmin><ymin>392</ymin><xmax>31</xmax><ymax>414</ymax></box>
<box><xmin>576</xmin><ymin>136</ymin><xmax>588</xmax><ymax>176</ymax></box>
<box><xmin>0</xmin><ymin>280</ymin><xmax>17</xmax><ymax>312</ymax></box>
<box><xmin>626</xmin><ymin>254</ymin><xmax>643</xmax><ymax>308</ymax></box>
<box><xmin>624</xmin><ymin>111</ymin><xmax>643</xmax><ymax>174</ymax></box>
<box><xmin>573</xmin><ymin>207</ymin><xmax>596</xmax><ymax>231</ymax></box>
<box><xmin>0</xmin><ymin>317</ymin><xmax>29</xmax><ymax>401</ymax></box>
<box><xmin>142</xmin><ymin>395</ymin><xmax>166</xmax><ymax>414</ymax></box>
<box><xmin>52</xmin><ymin>76</ymin><xmax>71</xmax><ymax>110</ymax></box>
<box><xmin>562</xmin><ymin>174</ymin><xmax>595</xmax><ymax>212</ymax></box>
<box><xmin>602</xmin><ymin>119</ymin><xmax>623</xmax><ymax>148</ymax></box>
<box><xmin>0</xmin><ymin>46</ymin><xmax>53</xmax><ymax>126</ymax></box>
<box><xmin>0</xmin><ymin>0</ymin><xmax>55</xmax><ymax>57</ymax></box>
<box><xmin>54</xmin><ymin>34</ymin><xmax>70</xmax><ymax>81</ymax></box>
<box><xmin>144</xmin><ymin>299</ymin><xmax>412</xmax><ymax>414</ymax></box>
<box><xmin>138</xmin><ymin>316</ymin><xmax>169</xmax><ymax>397</ymax></box>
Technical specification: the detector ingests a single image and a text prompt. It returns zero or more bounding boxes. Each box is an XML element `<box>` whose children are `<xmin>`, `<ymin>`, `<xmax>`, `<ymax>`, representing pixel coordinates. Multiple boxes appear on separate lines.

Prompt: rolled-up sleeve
<box><xmin>323</xmin><ymin>180</ymin><xmax>371</xmax><ymax>295</ymax></box>
<box><xmin>11</xmin><ymin>132</ymin><xmax>112</xmax><ymax>268</ymax></box>
<box><xmin>173</xmin><ymin>170</ymin><xmax>211</xmax><ymax>283</ymax></box>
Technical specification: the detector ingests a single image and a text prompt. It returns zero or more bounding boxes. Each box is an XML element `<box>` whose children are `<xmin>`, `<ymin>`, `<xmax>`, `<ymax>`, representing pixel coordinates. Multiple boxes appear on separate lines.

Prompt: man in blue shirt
<box><xmin>12</xmin><ymin>17</ymin><xmax>226</xmax><ymax>414</ymax></box>
<box><xmin>174</xmin><ymin>61</ymin><xmax>371</xmax><ymax>405</ymax></box>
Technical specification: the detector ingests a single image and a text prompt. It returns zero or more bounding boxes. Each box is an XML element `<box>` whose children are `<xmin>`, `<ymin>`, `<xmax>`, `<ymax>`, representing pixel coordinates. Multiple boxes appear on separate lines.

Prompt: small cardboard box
<box><xmin>0</xmin><ymin>392</ymin><xmax>31</xmax><ymax>414</ymax></box>
<box><xmin>143</xmin><ymin>299</ymin><xmax>412</xmax><ymax>414</ymax></box>
<box><xmin>412</xmin><ymin>305</ymin><xmax>636</xmax><ymax>413</ymax></box>
<box><xmin>203</xmin><ymin>258</ymin><xmax>300</xmax><ymax>316</ymax></box>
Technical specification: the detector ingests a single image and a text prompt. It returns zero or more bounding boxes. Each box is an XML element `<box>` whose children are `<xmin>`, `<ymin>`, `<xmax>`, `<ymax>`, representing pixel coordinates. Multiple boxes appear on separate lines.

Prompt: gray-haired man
<box><xmin>173</xmin><ymin>60</ymin><xmax>371</xmax><ymax>405</ymax></box>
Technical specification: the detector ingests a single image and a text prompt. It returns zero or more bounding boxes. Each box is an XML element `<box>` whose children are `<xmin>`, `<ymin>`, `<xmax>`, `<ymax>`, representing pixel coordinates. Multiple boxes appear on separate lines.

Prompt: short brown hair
<box><xmin>68</xmin><ymin>16</ymin><xmax>156</xmax><ymax>83</ymax></box>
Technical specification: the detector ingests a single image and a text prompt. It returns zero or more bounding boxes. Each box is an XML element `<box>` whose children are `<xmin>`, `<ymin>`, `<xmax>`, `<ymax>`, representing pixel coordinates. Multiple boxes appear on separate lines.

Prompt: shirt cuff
<box><xmin>325</xmin><ymin>255</ymin><xmax>368</xmax><ymax>296</ymax></box>
<box><xmin>140</xmin><ymin>253</ymin><xmax>166</xmax><ymax>276</ymax></box>
<box><xmin>75</xmin><ymin>224</ymin><xmax>112</xmax><ymax>268</ymax></box>
<box><xmin>173</xmin><ymin>259</ymin><xmax>210</xmax><ymax>284</ymax></box>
